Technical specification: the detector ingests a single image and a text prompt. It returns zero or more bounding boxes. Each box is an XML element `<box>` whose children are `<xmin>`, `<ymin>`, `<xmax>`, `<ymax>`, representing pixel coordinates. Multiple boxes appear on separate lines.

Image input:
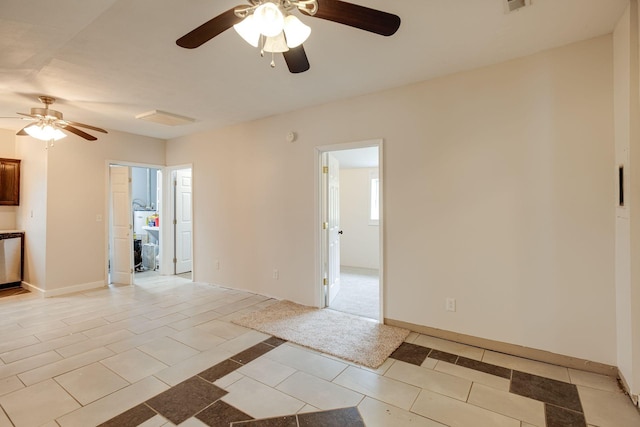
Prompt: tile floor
<box><xmin>0</xmin><ymin>275</ymin><xmax>637</xmax><ymax>426</ymax></box>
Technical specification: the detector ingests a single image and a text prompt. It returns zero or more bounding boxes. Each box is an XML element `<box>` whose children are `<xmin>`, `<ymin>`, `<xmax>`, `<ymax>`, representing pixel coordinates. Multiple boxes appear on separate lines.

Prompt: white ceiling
<box><xmin>0</xmin><ymin>0</ymin><xmax>629</xmax><ymax>140</ymax></box>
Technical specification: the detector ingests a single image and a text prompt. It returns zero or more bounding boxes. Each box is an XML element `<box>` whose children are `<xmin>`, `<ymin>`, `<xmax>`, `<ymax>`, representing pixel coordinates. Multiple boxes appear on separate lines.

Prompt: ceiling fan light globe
<box><xmin>263</xmin><ymin>32</ymin><xmax>289</xmax><ymax>53</ymax></box>
<box><xmin>253</xmin><ymin>2</ymin><xmax>285</xmax><ymax>37</ymax></box>
<box><xmin>234</xmin><ymin>15</ymin><xmax>261</xmax><ymax>47</ymax></box>
<box><xmin>25</xmin><ymin>123</ymin><xmax>66</xmax><ymax>141</ymax></box>
<box><xmin>283</xmin><ymin>15</ymin><xmax>310</xmax><ymax>48</ymax></box>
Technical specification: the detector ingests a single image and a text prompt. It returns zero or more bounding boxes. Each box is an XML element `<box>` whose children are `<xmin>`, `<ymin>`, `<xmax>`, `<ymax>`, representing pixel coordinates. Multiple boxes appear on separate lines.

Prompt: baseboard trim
<box><xmin>385</xmin><ymin>318</ymin><xmax>618</xmax><ymax>377</ymax></box>
<box><xmin>21</xmin><ymin>280</ymin><xmax>106</xmax><ymax>298</ymax></box>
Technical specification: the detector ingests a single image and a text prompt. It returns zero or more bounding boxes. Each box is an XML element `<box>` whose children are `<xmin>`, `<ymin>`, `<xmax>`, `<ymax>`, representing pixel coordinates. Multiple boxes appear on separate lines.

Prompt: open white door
<box><xmin>325</xmin><ymin>153</ymin><xmax>341</xmax><ymax>304</ymax></box>
<box><xmin>175</xmin><ymin>168</ymin><xmax>193</xmax><ymax>274</ymax></box>
<box><xmin>110</xmin><ymin>165</ymin><xmax>132</xmax><ymax>285</ymax></box>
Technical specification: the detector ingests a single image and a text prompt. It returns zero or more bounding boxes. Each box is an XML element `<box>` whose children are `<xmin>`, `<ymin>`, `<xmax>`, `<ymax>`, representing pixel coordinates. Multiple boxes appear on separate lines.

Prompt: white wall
<box><xmin>166</xmin><ymin>35</ymin><xmax>616</xmax><ymax>366</ymax></box>
<box><xmin>614</xmin><ymin>0</ymin><xmax>640</xmax><ymax>401</ymax></box>
<box><xmin>340</xmin><ymin>168</ymin><xmax>379</xmax><ymax>269</ymax></box>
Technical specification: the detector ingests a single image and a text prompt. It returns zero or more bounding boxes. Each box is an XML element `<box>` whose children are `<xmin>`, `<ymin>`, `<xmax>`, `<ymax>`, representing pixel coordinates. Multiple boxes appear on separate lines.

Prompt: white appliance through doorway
<box><xmin>317</xmin><ymin>140</ymin><xmax>383</xmax><ymax>322</ymax></box>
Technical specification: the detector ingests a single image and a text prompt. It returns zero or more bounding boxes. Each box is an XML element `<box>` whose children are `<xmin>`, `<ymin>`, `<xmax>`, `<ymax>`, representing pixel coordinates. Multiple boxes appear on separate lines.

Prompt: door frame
<box><xmin>314</xmin><ymin>139</ymin><xmax>384</xmax><ymax>323</ymax></box>
<box><xmin>104</xmin><ymin>159</ymin><xmax>166</xmax><ymax>284</ymax></box>
<box><xmin>162</xmin><ymin>164</ymin><xmax>194</xmax><ymax>278</ymax></box>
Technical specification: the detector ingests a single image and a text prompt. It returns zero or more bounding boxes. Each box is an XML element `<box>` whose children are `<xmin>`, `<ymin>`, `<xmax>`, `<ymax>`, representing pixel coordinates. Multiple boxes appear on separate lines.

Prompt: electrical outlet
<box><xmin>273</xmin><ymin>269</ymin><xmax>279</xmax><ymax>280</ymax></box>
<box><xmin>445</xmin><ymin>297</ymin><xmax>456</xmax><ymax>312</ymax></box>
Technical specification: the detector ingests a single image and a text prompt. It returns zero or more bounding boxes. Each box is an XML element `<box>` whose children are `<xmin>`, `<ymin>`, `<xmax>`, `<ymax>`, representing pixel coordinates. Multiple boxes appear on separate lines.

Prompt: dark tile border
<box><xmin>101</xmin><ymin>337</ymin><xmax>366</xmax><ymax>427</ymax></box>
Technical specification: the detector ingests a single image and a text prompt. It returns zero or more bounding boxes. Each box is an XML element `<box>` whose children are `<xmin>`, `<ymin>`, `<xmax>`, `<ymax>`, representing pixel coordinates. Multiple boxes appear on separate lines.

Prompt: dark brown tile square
<box><xmin>427</xmin><ymin>349</ymin><xmax>458</xmax><ymax>363</ymax></box>
<box><xmin>510</xmin><ymin>371</ymin><xmax>583</xmax><ymax>413</ymax></box>
<box><xmin>456</xmin><ymin>356</ymin><xmax>512</xmax><ymax>379</ymax></box>
<box><xmin>297</xmin><ymin>407</ymin><xmax>364</xmax><ymax>427</ymax></box>
<box><xmin>231</xmin><ymin>342</ymin><xmax>274</xmax><ymax>364</ymax></box>
<box><xmin>545</xmin><ymin>403</ymin><xmax>587</xmax><ymax>427</ymax></box>
<box><xmin>389</xmin><ymin>342</ymin><xmax>430</xmax><ymax>366</ymax></box>
<box><xmin>98</xmin><ymin>403</ymin><xmax>156</xmax><ymax>427</ymax></box>
<box><xmin>264</xmin><ymin>337</ymin><xmax>287</xmax><ymax>347</ymax></box>
<box><xmin>232</xmin><ymin>415</ymin><xmax>298</xmax><ymax>426</ymax></box>
<box><xmin>146</xmin><ymin>376</ymin><xmax>227</xmax><ymax>425</ymax></box>
<box><xmin>199</xmin><ymin>359</ymin><xmax>243</xmax><ymax>382</ymax></box>
<box><xmin>195</xmin><ymin>400</ymin><xmax>253</xmax><ymax>427</ymax></box>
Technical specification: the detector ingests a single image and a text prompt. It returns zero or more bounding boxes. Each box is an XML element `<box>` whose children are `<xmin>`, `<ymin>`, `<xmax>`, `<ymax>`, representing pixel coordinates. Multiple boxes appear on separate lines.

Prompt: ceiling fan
<box><xmin>176</xmin><ymin>0</ymin><xmax>401</xmax><ymax>73</ymax></box>
<box><xmin>8</xmin><ymin>96</ymin><xmax>108</xmax><ymax>143</ymax></box>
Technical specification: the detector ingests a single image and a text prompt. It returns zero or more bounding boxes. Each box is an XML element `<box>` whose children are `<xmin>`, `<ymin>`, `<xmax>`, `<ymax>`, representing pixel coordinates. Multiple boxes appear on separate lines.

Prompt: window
<box><xmin>370</xmin><ymin>170</ymin><xmax>379</xmax><ymax>225</ymax></box>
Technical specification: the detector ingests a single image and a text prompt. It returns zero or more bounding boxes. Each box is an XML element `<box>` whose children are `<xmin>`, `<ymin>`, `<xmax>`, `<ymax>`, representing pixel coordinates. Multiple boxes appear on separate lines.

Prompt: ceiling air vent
<box><xmin>504</xmin><ymin>0</ymin><xmax>531</xmax><ymax>14</ymax></box>
<box><xmin>135</xmin><ymin>110</ymin><xmax>195</xmax><ymax>126</ymax></box>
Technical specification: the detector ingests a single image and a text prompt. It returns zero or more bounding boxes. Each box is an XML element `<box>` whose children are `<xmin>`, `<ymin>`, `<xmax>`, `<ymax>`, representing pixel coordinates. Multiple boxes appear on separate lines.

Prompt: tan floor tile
<box><xmin>568</xmin><ymin>368</ymin><xmax>621</xmax><ymax>392</ymax></box>
<box><xmin>265</xmin><ymin>343</ymin><xmax>348</xmax><ymax>381</ymax></box>
<box><xmin>385</xmin><ymin>360</ymin><xmax>472</xmax><ymax>401</ymax></box>
<box><xmin>333</xmin><ymin>365</ymin><xmax>421</xmax><ymax>411</ymax></box>
<box><xmin>54</xmin><ymin>362</ymin><xmax>129</xmax><ymax>405</ymax></box>
<box><xmin>237</xmin><ymin>356</ymin><xmax>296</xmax><ymax>387</ymax></box>
<box><xmin>434</xmin><ymin>360</ymin><xmax>510</xmax><ymax>391</ymax></box>
<box><xmin>138</xmin><ymin>336</ymin><xmax>200</xmax><ymax>365</ymax></box>
<box><xmin>106</xmin><ymin>326</ymin><xmax>177</xmax><ymax>353</ymax></box>
<box><xmin>358</xmin><ymin>396</ymin><xmax>446</xmax><ymax>426</ymax></box>
<box><xmin>170</xmin><ymin>328</ymin><xmax>226</xmax><ymax>351</ymax></box>
<box><xmin>276</xmin><ymin>371</ymin><xmax>363</xmax><ymax>410</ymax></box>
<box><xmin>154</xmin><ymin>346</ymin><xmax>234</xmax><ymax>386</ymax></box>
<box><xmin>19</xmin><ymin>347</ymin><xmax>115</xmax><ymax>386</ymax></box>
<box><xmin>101</xmin><ymin>348</ymin><xmax>168</xmax><ymax>383</ymax></box>
<box><xmin>0</xmin><ymin>379</ymin><xmax>80</xmax><ymax>427</ymax></box>
<box><xmin>221</xmin><ymin>377</ymin><xmax>305</xmax><ymax>419</ymax></box>
<box><xmin>414</xmin><ymin>335</ymin><xmax>485</xmax><ymax>360</ymax></box>
<box><xmin>194</xmin><ymin>319</ymin><xmax>253</xmax><ymax>340</ymax></box>
<box><xmin>0</xmin><ymin>350</ymin><xmax>62</xmax><ymax>380</ymax></box>
<box><xmin>412</xmin><ymin>389</ymin><xmax>520</xmax><ymax>427</ymax></box>
<box><xmin>0</xmin><ymin>376</ymin><xmax>23</xmax><ymax>397</ymax></box>
<box><xmin>214</xmin><ymin>371</ymin><xmax>244</xmax><ymax>389</ymax></box>
<box><xmin>56</xmin><ymin>376</ymin><xmax>169</xmax><ymax>427</ymax></box>
<box><xmin>216</xmin><ymin>329</ymin><xmax>272</xmax><ymax>354</ymax></box>
<box><xmin>0</xmin><ymin>333</ymin><xmax>87</xmax><ymax>364</ymax></box>
<box><xmin>56</xmin><ymin>329</ymin><xmax>135</xmax><ymax>358</ymax></box>
<box><xmin>482</xmin><ymin>350</ymin><xmax>570</xmax><ymax>382</ymax></box>
<box><xmin>467</xmin><ymin>383</ymin><xmax>545</xmax><ymax>426</ymax></box>
<box><xmin>578</xmin><ymin>385</ymin><xmax>640</xmax><ymax>427</ymax></box>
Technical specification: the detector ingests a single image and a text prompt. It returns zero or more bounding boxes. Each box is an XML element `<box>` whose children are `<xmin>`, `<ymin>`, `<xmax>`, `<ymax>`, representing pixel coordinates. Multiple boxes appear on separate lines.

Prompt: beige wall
<box><xmin>340</xmin><ymin>168</ymin><xmax>379</xmax><ymax>269</ymax></box>
<box><xmin>614</xmin><ymin>0</ymin><xmax>640</xmax><ymax>402</ymax></box>
<box><xmin>0</xmin><ymin>128</ymin><xmax>18</xmax><ymax>230</ymax></box>
<box><xmin>167</xmin><ymin>35</ymin><xmax>616</xmax><ymax>366</ymax></box>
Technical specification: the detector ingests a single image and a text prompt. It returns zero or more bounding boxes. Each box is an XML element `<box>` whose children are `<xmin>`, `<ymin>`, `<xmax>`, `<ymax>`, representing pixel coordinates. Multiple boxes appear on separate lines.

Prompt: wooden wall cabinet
<box><xmin>0</xmin><ymin>158</ymin><xmax>20</xmax><ymax>206</ymax></box>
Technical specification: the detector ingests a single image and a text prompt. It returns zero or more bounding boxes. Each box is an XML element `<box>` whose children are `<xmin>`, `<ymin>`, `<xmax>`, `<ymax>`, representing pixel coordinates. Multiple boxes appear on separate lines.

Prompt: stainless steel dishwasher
<box><xmin>0</xmin><ymin>232</ymin><xmax>23</xmax><ymax>288</ymax></box>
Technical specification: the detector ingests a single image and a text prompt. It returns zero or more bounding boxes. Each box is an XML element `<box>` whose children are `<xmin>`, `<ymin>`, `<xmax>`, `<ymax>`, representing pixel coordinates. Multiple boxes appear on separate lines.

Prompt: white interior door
<box><xmin>110</xmin><ymin>165</ymin><xmax>132</xmax><ymax>285</ymax></box>
<box><xmin>327</xmin><ymin>153</ymin><xmax>341</xmax><ymax>304</ymax></box>
<box><xmin>175</xmin><ymin>168</ymin><xmax>192</xmax><ymax>274</ymax></box>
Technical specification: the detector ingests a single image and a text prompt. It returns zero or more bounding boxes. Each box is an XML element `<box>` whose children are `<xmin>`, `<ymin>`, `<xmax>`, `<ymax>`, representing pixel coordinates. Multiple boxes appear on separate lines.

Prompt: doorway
<box><xmin>107</xmin><ymin>163</ymin><xmax>193</xmax><ymax>285</ymax></box>
<box><xmin>317</xmin><ymin>140</ymin><xmax>383</xmax><ymax>322</ymax></box>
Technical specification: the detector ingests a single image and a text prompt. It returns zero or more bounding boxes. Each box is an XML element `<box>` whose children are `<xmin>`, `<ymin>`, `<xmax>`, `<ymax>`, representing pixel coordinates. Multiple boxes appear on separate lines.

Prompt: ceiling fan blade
<box><xmin>17</xmin><ymin>112</ymin><xmax>37</xmax><ymax>119</ymax></box>
<box><xmin>65</xmin><ymin>120</ymin><xmax>108</xmax><ymax>134</ymax></box>
<box><xmin>62</xmin><ymin>125</ymin><xmax>97</xmax><ymax>141</ymax></box>
<box><xmin>283</xmin><ymin>45</ymin><xmax>310</xmax><ymax>73</ymax></box>
<box><xmin>304</xmin><ymin>0</ymin><xmax>400</xmax><ymax>36</ymax></box>
<box><xmin>177</xmin><ymin>7</ymin><xmax>244</xmax><ymax>49</ymax></box>
<box><xmin>16</xmin><ymin>126</ymin><xmax>28</xmax><ymax>136</ymax></box>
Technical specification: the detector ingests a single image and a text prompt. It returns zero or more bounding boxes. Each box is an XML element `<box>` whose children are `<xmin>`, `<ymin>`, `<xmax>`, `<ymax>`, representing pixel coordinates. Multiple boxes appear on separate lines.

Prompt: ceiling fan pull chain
<box><xmin>260</xmin><ymin>35</ymin><xmax>265</xmax><ymax>57</ymax></box>
<box><xmin>270</xmin><ymin>51</ymin><xmax>276</xmax><ymax>68</ymax></box>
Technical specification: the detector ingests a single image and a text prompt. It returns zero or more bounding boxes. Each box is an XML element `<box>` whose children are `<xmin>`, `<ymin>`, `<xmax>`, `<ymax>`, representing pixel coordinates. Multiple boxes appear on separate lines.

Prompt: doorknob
<box><xmin>338</xmin><ymin>230</ymin><xmax>343</xmax><ymax>235</ymax></box>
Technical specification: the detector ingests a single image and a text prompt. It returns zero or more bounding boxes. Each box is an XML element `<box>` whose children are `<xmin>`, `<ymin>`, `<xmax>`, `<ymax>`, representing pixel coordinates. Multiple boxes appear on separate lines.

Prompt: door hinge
<box><xmin>322</xmin><ymin>166</ymin><xmax>328</xmax><ymax>173</ymax></box>
<box><xmin>173</xmin><ymin>258</ymin><xmax>177</xmax><ymax>264</ymax></box>
<box><xmin>322</xmin><ymin>222</ymin><xmax>328</xmax><ymax>230</ymax></box>
<box><xmin>130</xmin><ymin>269</ymin><xmax>133</xmax><ymax>274</ymax></box>
<box><xmin>173</xmin><ymin>219</ymin><xmax>177</xmax><ymax>225</ymax></box>
<box><xmin>174</xmin><ymin>180</ymin><xmax>177</xmax><ymax>187</ymax></box>
<box><xmin>323</xmin><ymin>278</ymin><xmax>328</xmax><ymax>286</ymax></box>
<box><xmin>128</xmin><ymin>178</ymin><xmax>132</xmax><ymax>183</ymax></box>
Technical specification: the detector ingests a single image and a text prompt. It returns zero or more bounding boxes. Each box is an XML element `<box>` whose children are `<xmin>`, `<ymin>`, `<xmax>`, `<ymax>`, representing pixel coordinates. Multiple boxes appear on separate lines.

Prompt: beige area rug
<box><xmin>232</xmin><ymin>300</ymin><xmax>410</xmax><ymax>368</ymax></box>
